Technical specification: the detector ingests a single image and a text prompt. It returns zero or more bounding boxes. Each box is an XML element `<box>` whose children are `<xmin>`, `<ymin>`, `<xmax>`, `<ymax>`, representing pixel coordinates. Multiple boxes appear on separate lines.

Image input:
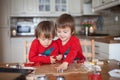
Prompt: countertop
<box><xmin>11</xmin><ymin>34</ymin><xmax>120</xmax><ymax>43</ymax></box>
<box><xmin>78</xmin><ymin>35</ymin><xmax>120</xmax><ymax>44</ymax></box>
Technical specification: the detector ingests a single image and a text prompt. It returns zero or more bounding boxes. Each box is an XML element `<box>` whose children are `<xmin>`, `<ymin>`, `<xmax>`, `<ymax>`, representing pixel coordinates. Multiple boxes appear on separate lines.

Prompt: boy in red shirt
<box><xmin>28</xmin><ymin>21</ymin><xmax>59</xmax><ymax>66</ymax></box>
<box><xmin>55</xmin><ymin>14</ymin><xmax>85</xmax><ymax>70</ymax></box>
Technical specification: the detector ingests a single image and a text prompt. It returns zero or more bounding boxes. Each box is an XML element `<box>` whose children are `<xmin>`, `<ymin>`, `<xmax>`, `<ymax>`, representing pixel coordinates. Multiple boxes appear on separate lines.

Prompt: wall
<box><xmin>95</xmin><ymin>6</ymin><xmax>120</xmax><ymax>36</ymax></box>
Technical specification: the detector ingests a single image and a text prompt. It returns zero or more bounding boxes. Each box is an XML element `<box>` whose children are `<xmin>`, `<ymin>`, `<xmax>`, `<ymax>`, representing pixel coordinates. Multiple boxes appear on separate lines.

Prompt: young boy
<box><xmin>55</xmin><ymin>14</ymin><xmax>85</xmax><ymax>70</ymax></box>
<box><xmin>28</xmin><ymin>21</ymin><xmax>59</xmax><ymax>66</ymax></box>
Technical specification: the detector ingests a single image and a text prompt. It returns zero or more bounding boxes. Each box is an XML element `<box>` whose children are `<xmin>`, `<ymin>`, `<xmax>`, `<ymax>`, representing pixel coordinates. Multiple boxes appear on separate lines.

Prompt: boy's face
<box><xmin>38</xmin><ymin>33</ymin><xmax>53</xmax><ymax>48</ymax></box>
<box><xmin>56</xmin><ymin>26</ymin><xmax>72</xmax><ymax>44</ymax></box>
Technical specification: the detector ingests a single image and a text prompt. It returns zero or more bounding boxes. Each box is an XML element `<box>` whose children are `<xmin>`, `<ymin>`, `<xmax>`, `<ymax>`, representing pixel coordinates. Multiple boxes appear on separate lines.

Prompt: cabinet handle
<box><xmin>112</xmin><ymin>0</ymin><xmax>115</xmax><ymax>1</ymax></box>
<box><xmin>95</xmin><ymin>45</ymin><xmax>99</xmax><ymax>47</ymax></box>
<box><xmin>102</xmin><ymin>0</ymin><xmax>104</xmax><ymax>3</ymax></box>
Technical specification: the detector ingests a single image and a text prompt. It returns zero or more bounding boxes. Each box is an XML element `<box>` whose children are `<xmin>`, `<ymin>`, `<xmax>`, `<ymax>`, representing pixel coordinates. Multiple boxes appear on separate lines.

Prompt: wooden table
<box><xmin>100</xmin><ymin>59</ymin><xmax>120</xmax><ymax>80</ymax></box>
<box><xmin>0</xmin><ymin>60</ymin><xmax>120</xmax><ymax>80</ymax></box>
<box><xmin>28</xmin><ymin>59</ymin><xmax>120</xmax><ymax>80</ymax></box>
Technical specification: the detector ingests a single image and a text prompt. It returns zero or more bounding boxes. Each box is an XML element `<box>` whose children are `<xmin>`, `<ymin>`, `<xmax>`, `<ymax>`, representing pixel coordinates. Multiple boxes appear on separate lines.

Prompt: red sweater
<box><xmin>29</xmin><ymin>39</ymin><xmax>59</xmax><ymax>65</ymax></box>
<box><xmin>56</xmin><ymin>36</ymin><xmax>85</xmax><ymax>64</ymax></box>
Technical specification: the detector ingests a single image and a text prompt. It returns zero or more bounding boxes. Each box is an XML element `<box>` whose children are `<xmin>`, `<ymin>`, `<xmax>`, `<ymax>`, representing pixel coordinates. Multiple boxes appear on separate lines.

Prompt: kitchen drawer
<box><xmin>96</xmin><ymin>52</ymin><xmax>109</xmax><ymax>60</ymax></box>
<box><xmin>95</xmin><ymin>41</ymin><xmax>109</xmax><ymax>53</ymax></box>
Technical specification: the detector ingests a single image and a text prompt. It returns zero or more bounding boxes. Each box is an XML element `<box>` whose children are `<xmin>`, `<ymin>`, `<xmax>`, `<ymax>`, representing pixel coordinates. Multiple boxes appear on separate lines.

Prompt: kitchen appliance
<box><xmin>16</xmin><ymin>21</ymin><xmax>35</xmax><ymax>35</ymax></box>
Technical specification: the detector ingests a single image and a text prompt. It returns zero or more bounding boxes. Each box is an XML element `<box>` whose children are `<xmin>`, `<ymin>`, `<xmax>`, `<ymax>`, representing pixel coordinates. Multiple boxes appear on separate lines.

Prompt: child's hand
<box><xmin>50</xmin><ymin>56</ymin><xmax>56</xmax><ymax>64</ymax></box>
<box><xmin>56</xmin><ymin>54</ymin><xmax>62</xmax><ymax>61</ymax></box>
<box><xmin>56</xmin><ymin>62</ymin><xmax>68</xmax><ymax>71</ymax></box>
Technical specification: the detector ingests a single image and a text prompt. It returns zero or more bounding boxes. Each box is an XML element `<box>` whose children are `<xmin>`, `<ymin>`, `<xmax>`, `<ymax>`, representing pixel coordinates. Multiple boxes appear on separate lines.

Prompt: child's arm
<box><xmin>29</xmin><ymin>40</ymin><xmax>52</xmax><ymax>64</ymax></box>
<box><xmin>64</xmin><ymin>38</ymin><xmax>85</xmax><ymax>64</ymax></box>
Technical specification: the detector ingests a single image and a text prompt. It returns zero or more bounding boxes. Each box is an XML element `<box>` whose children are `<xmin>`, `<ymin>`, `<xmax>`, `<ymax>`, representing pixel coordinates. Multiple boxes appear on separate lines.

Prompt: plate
<box><xmin>108</xmin><ymin>69</ymin><xmax>120</xmax><ymax>78</ymax></box>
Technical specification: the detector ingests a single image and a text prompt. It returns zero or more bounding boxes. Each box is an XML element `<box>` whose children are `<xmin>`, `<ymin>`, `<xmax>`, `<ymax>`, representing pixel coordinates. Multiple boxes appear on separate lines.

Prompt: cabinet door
<box><xmin>95</xmin><ymin>41</ymin><xmax>109</xmax><ymax>60</ymax></box>
<box><xmin>11</xmin><ymin>38</ymin><xmax>25</xmax><ymax>63</ymax></box>
<box><xmin>11</xmin><ymin>37</ymin><xmax>34</xmax><ymax>63</ymax></box>
<box><xmin>54</xmin><ymin>0</ymin><xmax>68</xmax><ymax>15</ymax></box>
<box><xmin>103</xmin><ymin>0</ymin><xmax>115</xmax><ymax>4</ymax></box>
<box><xmin>93</xmin><ymin>0</ymin><xmax>119</xmax><ymax>12</ymax></box>
<box><xmin>10</xmin><ymin>0</ymin><xmax>24</xmax><ymax>16</ymax></box>
<box><xmin>92</xmin><ymin>0</ymin><xmax>103</xmax><ymax>12</ymax></box>
<box><xmin>0</xmin><ymin>0</ymin><xmax>10</xmax><ymax>27</ymax></box>
<box><xmin>109</xmin><ymin>44</ymin><xmax>120</xmax><ymax>61</ymax></box>
<box><xmin>38</xmin><ymin>0</ymin><xmax>68</xmax><ymax>16</ymax></box>
<box><xmin>24</xmin><ymin>0</ymin><xmax>39</xmax><ymax>16</ymax></box>
<box><xmin>39</xmin><ymin>0</ymin><xmax>51</xmax><ymax>12</ymax></box>
<box><xmin>0</xmin><ymin>28</ymin><xmax>11</xmax><ymax>63</ymax></box>
<box><xmin>10</xmin><ymin>0</ymin><xmax>39</xmax><ymax>16</ymax></box>
<box><xmin>69</xmin><ymin>0</ymin><xmax>82</xmax><ymax>16</ymax></box>
<box><xmin>92</xmin><ymin>0</ymin><xmax>103</xmax><ymax>8</ymax></box>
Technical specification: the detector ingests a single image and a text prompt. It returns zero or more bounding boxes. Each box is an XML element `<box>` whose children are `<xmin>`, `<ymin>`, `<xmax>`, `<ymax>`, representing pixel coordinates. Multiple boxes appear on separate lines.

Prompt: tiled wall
<box><xmin>10</xmin><ymin>7</ymin><xmax>120</xmax><ymax>36</ymax></box>
<box><xmin>95</xmin><ymin>7</ymin><xmax>120</xmax><ymax>36</ymax></box>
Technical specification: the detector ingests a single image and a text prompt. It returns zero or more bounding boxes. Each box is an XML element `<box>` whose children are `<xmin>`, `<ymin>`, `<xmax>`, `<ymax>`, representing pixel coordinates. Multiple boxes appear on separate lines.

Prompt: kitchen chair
<box><xmin>24</xmin><ymin>41</ymin><xmax>32</xmax><ymax>63</ymax></box>
<box><xmin>80</xmin><ymin>39</ymin><xmax>95</xmax><ymax>61</ymax></box>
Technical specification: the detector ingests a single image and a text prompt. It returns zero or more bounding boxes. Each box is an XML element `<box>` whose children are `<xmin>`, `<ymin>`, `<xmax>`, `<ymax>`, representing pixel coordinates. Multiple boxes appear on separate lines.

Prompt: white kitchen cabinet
<box><xmin>92</xmin><ymin>0</ymin><xmax>103</xmax><ymax>12</ymax></box>
<box><xmin>10</xmin><ymin>0</ymin><xmax>68</xmax><ymax>17</ymax></box>
<box><xmin>103</xmin><ymin>0</ymin><xmax>113</xmax><ymax>3</ymax></box>
<box><xmin>95</xmin><ymin>41</ymin><xmax>109</xmax><ymax>60</ymax></box>
<box><xmin>68</xmin><ymin>0</ymin><xmax>82</xmax><ymax>16</ymax></box>
<box><xmin>92</xmin><ymin>0</ymin><xmax>103</xmax><ymax>8</ymax></box>
<box><xmin>95</xmin><ymin>41</ymin><xmax>120</xmax><ymax>61</ymax></box>
<box><xmin>10</xmin><ymin>0</ymin><xmax>97</xmax><ymax>16</ymax></box>
<box><xmin>11</xmin><ymin>37</ymin><xmax>34</xmax><ymax>63</ymax></box>
<box><xmin>10</xmin><ymin>0</ymin><xmax>38</xmax><ymax>16</ymax></box>
<box><xmin>0</xmin><ymin>0</ymin><xmax>11</xmax><ymax>63</ymax></box>
<box><xmin>92</xmin><ymin>0</ymin><xmax>120</xmax><ymax>12</ymax></box>
<box><xmin>82</xmin><ymin>3</ymin><xmax>98</xmax><ymax>15</ymax></box>
<box><xmin>0</xmin><ymin>28</ymin><xmax>11</xmax><ymax>63</ymax></box>
<box><xmin>69</xmin><ymin>0</ymin><xmax>97</xmax><ymax>16</ymax></box>
<box><xmin>38</xmin><ymin>0</ymin><xmax>68</xmax><ymax>16</ymax></box>
<box><xmin>0</xmin><ymin>0</ymin><xmax>10</xmax><ymax>27</ymax></box>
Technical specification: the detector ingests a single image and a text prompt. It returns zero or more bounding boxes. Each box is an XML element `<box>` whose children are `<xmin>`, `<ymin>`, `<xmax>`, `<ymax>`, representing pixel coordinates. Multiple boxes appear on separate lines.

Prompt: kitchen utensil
<box><xmin>37</xmin><ymin>75</ymin><xmax>48</xmax><ymax>80</ymax></box>
<box><xmin>56</xmin><ymin>76</ymin><xmax>65</xmax><ymax>80</ymax></box>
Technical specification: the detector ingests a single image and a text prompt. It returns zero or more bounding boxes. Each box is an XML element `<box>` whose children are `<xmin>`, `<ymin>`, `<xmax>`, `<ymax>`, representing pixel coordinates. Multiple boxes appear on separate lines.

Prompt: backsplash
<box><xmin>95</xmin><ymin>7</ymin><xmax>120</xmax><ymax>36</ymax></box>
<box><xmin>10</xmin><ymin>8</ymin><xmax>120</xmax><ymax>37</ymax></box>
<box><xmin>10</xmin><ymin>16</ymin><xmax>98</xmax><ymax>36</ymax></box>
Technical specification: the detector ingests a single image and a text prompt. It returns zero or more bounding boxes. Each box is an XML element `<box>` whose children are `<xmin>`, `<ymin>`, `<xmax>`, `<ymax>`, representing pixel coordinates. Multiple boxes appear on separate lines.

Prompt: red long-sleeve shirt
<box><xmin>29</xmin><ymin>39</ymin><xmax>59</xmax><ymax>65</ymax></box>
<box><xmin>56</xmin><ymin>36</ymin><xmax>85</xmax><ymax>64</ymax></box>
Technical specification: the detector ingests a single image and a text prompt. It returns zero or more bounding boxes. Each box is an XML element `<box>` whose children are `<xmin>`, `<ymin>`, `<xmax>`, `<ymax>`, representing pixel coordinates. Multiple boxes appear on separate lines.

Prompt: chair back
<box><xmin>24</xmin><ymin>41</ymin><xmax>32</xmax><ymax>63</ymax></box>
<box><xmin>80</xmin><ymin>39</ymin><xmax>95</xmax><ymax>61</ymax></box>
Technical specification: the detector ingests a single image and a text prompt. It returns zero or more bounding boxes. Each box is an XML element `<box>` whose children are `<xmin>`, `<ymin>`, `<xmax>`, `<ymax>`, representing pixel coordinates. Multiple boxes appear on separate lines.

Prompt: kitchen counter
<box><xmin>11</xmin><ymin>35</ymin><xmax>35</xmax><ymax>38</ymax></box>
<box><xmin>94</xmin><ymin>39</ymin><xmax>120</xmax><ymax>43</ymax></box>
<box><xmin>78</xmin><ymin>35</ymin><xmax>120</xmax><ymax>43</ymax></box>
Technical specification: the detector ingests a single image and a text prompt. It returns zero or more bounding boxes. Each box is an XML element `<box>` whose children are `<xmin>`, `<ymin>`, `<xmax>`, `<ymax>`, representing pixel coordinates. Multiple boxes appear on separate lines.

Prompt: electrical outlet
<box><xmin>115</xmin><ymin>16</ymin><xmax>119</xmax><ymax>21</ymax></box>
